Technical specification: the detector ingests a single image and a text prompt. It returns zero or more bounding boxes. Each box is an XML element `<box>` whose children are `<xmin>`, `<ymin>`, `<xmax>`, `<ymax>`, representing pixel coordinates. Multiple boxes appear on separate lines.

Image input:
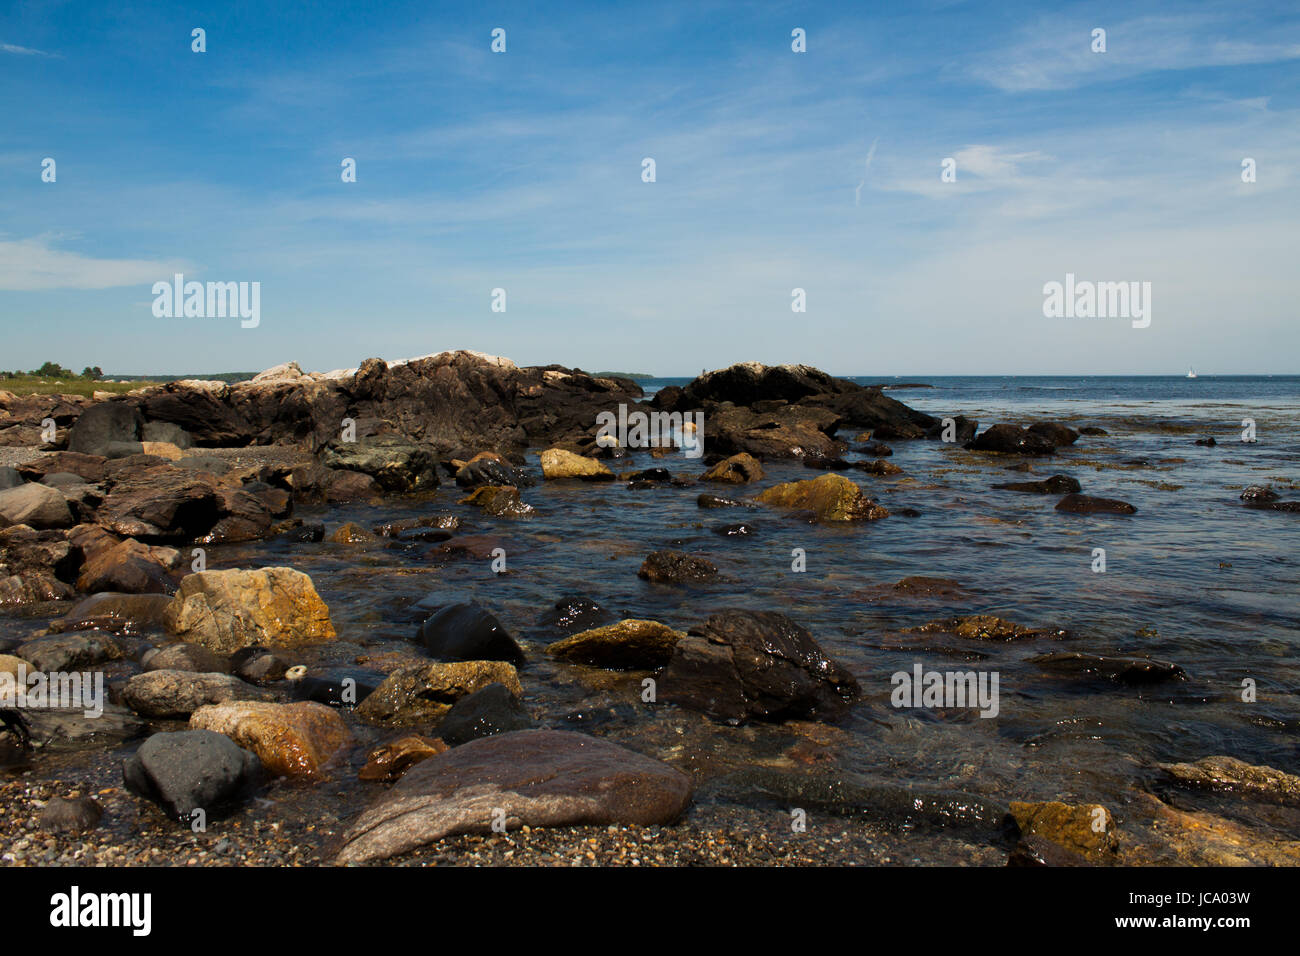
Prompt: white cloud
<box><xmin>0</xmin><ymin>238</ymin><xmax>188</xmax><ymax>291</ymax></box>
<box><xmin>855</xmin><ymin>138</ymin><xmax>879</xmax><ymax>205</ymax></box>
<box><xmin>970</xmin><ymin>15</ymin><xmax>1300</xmax><ymax>92</ymax></box>
<box><xmin>1</xmin><ymin>42</ymin><xmax>57</xmax><ymax>57</ymax></box>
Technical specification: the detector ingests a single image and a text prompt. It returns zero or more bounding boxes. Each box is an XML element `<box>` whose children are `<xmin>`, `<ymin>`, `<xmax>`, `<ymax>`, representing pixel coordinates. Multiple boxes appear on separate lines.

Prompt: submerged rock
<box><xmin>714</xmin><ymin>522</ymin><xmax>756</xmax><ymax>536</ymax></box>
<box><xmin>329</xmin><ymin>522</ymin><xmax>379</xmax><ymax>544</ymax></box>
<box><xmin>50</xmin><ymin>592</ymin><xmax>173</xmax><ymax>634</ymax></box>
<box><xmin>660</xmin><ymin>610</ymin><xmax>859</xmax><ymax>724</ymax></box>
<box><xmin>966</xmin><ymin>424</ymin><xmax>1057</xmax><ymax>456</ymax></box>
<box><xmin>855</xmin><ymin>439</ymin><xmax>893</xmax><ymax>457</ymax></box>
<box><xmin>38</xmin><ymin>795</ymin><xmax>104</xmax><ymax>833</ymax></box>
<box><xmin>992</xmin><ymin>475</ymin><xmax>1081</xmax><ymax>494</ymax></box>
<box><xmin>536</xmin><ymin>595</ymin><xmax>615</xmax><ymax>634</ymax></box>
<box><xmin>359</xmin><ymin>735</ymin><xmax>449</xmax><ymax>782</ymax></box>
<box><xmin>1159</xmin><ymin>755</ymin><xmax>1300</xmax><ymax>803</ymax></box>
<box><xmin>458</xmin><ymin>485</ymin><xmax>535</xmax><ymax>517</ymax></box>
<box><xmin>1006</xmin><ymin>801</ymin><xmax>1117</xmax><ymax>859</ymax></box>
<box><xmin>914</xmin><ymin>615</ymin><xmax>1068</xmax><ymax>642</ymax></box>
<box><xmin>547</xmin><ymin>619</ymin><xmax>686</xmax><ymax>670</ymax></box>
<box><xmin>700</xmin><ymin>453</ymin><xmax>764</xmax><ymax>484</ymax></box>
<box><xmin>435</xmin><ymin>682</ymin><xmax>535</xmax><ymax>746</ymax></box>
<box><xmin>891</xmin><ymin>576</ymin><xmax>966</xmax><ymax>597</ymax></box>
<box><xmin>637</xmin><ymin>550</ymin><xmax>718</xmax><ymax>584</ymax></box>
<box><xmin>1055</xmin><ymin>493</ymin><xmax>1137</xmax><ymax>515</ymax></box>
<box><xmin>699</xmin><ymin>765</ymin><xmax>1008</xmax><ymax>831</ymax></box>
<box><xmin>416</xmin><ymin>602</ymin><xmax>525</xmax><ymax>666</ymax></box>
<box><xmin>696</xmin><ymin>493</ymin><xmax>754</xmax><ymax>509</ymax></box>
<box><xmin>1028</xmin><ymin>652</ymin><xmax>1186</xmax><ymax>685</ymax></box>
<box><xmin>1122</xmin><ymin>791</ymin><xmax>1300</xmax><ymax>866</ymax></box>
<box><xmin>1026</xmin><ymin>422</ymin><xmax>1079</xmax><ymax>447</ymax></box>
<box><xmin>853</xmin><ymin>459</ymin><xmax>902</xmax><ymax>476</ymax></box>
<box><xmin>336</xmin><ymin>729</ymin><xmax>692</xmax><ymax>863</ymax></box>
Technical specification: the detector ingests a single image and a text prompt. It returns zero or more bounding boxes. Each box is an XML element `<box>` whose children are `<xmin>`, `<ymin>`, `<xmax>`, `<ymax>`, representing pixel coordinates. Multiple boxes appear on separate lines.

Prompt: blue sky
<box><xmin>1</xmin><ymin>0</ymin><xmax>1297</xmax><ymax>376</ymax></box>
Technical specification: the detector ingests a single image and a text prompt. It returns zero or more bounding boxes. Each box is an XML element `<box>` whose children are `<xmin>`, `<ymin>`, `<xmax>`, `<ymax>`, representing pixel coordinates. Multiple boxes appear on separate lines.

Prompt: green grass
<box><xmin>0</xmin><ymin>377</ymin><xmax>157</xmax><ymax>397</ymax></box>
<box><xmin>1</xmin><ymin>371</ymin><xmax>256</xmax><ymax>396</ymax></box>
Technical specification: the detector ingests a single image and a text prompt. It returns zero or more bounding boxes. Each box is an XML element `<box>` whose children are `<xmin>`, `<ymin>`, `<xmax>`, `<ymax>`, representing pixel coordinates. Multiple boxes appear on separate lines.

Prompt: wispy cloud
<box><xmin>969</xmin><ymin>15</ymin><xmax>1300</xmax><ymax>92</ymax></box>
<box><xmin>855</xmin><ymin>138</ymin><xmax>879</xmax><ymax>206</ymax></box>
<box><xmin>1</xmin><ymin>42</ymin><xmax>58</xmax><ymax>57</ymax></box>
<box><xmin>0</xmin><ymin>237</ymin><xmax>187</xmax><ymax>291</ymax></box>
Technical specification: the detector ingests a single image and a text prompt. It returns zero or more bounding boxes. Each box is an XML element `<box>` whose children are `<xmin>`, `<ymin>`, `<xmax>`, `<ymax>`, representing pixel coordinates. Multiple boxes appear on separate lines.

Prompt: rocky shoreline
<box><xmin>2</xmin><ymin>352</ymin><xmax>1298</xmax><ymax>866</ymax></box>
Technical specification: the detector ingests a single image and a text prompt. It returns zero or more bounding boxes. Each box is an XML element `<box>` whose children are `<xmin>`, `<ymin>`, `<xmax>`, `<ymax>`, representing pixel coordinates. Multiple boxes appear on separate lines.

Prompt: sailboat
<box><xmin>1187</xmin><ymin>367</ymin><xmax>1197</xmax><ymax>379</ymax></box>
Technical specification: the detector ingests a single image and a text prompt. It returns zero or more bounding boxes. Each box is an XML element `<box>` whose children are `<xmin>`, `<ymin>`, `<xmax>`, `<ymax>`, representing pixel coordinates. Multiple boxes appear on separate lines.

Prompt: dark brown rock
<box><xmin>637</xmin><ymin>550</ymin><xmax>718</xmax><ymax>584</ymax></box>
<box><xmin>966</xmin><ymin>424</ymin><xmax>1057</xmax><ymax>456</ymax></box>
<box><xmin>660</xmin><ymin>610</ymin><xmax>859</xmax><ymax>724</ymax></box>
<box><xmin>1055</xmin><ymin>493</ymin><xmax>1137</xmax><ymax>515</ymax></box>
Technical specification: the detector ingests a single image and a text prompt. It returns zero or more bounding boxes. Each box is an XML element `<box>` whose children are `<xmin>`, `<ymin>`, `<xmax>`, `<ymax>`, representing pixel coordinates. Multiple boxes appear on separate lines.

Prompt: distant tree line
<box><xmin>0</xmin><ymin>363</ymin><xmax>103</xmax><ymax>380</ymax></box>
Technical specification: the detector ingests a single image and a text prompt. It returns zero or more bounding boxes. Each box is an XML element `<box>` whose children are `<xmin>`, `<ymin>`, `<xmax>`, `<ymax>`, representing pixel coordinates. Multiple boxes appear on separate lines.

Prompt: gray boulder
<box><xmin>123</xmin><ymin>729</ymin><xmax>263</xmax><ymax>821</ymax></box>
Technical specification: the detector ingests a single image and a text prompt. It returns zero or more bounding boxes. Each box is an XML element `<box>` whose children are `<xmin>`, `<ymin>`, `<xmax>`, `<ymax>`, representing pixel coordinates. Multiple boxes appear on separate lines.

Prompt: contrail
<box><xmin>855</xmin><ymin>138</ymin><xmax>879</xmax><ymax>206</ymax></box>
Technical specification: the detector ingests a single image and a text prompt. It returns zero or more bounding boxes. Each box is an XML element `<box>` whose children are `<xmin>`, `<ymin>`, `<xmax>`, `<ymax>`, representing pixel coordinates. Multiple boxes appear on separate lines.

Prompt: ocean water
<box><xmin>8</xmin><ymin>374</ymin><xmax>1299</xmax><ymax>861</ymax></box>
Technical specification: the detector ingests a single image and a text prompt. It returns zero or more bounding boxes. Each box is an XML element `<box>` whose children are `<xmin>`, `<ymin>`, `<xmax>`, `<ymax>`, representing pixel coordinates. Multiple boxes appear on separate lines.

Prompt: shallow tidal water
<box><xmin>5</xmin><ymin>375</ymin><xmax>1299</xmax><ymax>864</ymax></box>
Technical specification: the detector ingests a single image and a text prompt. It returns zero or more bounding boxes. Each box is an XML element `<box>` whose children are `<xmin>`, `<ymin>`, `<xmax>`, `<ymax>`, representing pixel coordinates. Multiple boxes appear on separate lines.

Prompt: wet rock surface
<box><xmin>637</xmin><ymin>550</ymin><xmax>718</xmax><ymax>584</ymax></box>
<box><xmin>755</xmin><ymin>473</ymin><xmax>887</xmax><ymax>522</ymax></box>
<box><xmin>416</xmin><ymin>602</ymin><xmax>526</xmax><ymax>666</ymax></box>
<box><xmin>660</xmin><ymin>610</ymin><xmax>859</xmax><ymax>724</ymax></box>
<box><xmin>548</xmin><ymin>619</ymin><xmax>687</xmax><ymax>669</ymax></box>
<box><xmin>966</xmin><ymin>424</ymin><xmax>1058</xmax><ymax>456</ymax></box>
<box><xmin>992</xmin><ymin>475</ymin><xmax>1081</xmax><ymax>494</ymax></box>
<box><xmin>356</xmin><ymin>660</ymin><xmax>523</xmax><ymax>725</ymax></box>
<box><xmin>188</xmin><ymin>700</ymin><xmax>352</xmax><ymax>778</ymax></box>
<box><xmin>435</xmin><ymin>682</ymin><xmax>536</xmax><ymax>746</ymax></box>
<box><xmin>1055</xmin><ymin>493</ymin><xmax>1137</xmax><ymax>515</ymax></box>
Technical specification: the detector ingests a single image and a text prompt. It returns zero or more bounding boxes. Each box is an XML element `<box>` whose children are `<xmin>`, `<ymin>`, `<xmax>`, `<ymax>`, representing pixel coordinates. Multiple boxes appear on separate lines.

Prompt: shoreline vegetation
<box><xmin>1</xmin><ymin>350</ymin><xmax>1298</xmax><ymax>867</ymax></box>
<box><xmin>1</xmin><ymin>369</ymin><xmax>258</xmax><ymax>398</ymax></box>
